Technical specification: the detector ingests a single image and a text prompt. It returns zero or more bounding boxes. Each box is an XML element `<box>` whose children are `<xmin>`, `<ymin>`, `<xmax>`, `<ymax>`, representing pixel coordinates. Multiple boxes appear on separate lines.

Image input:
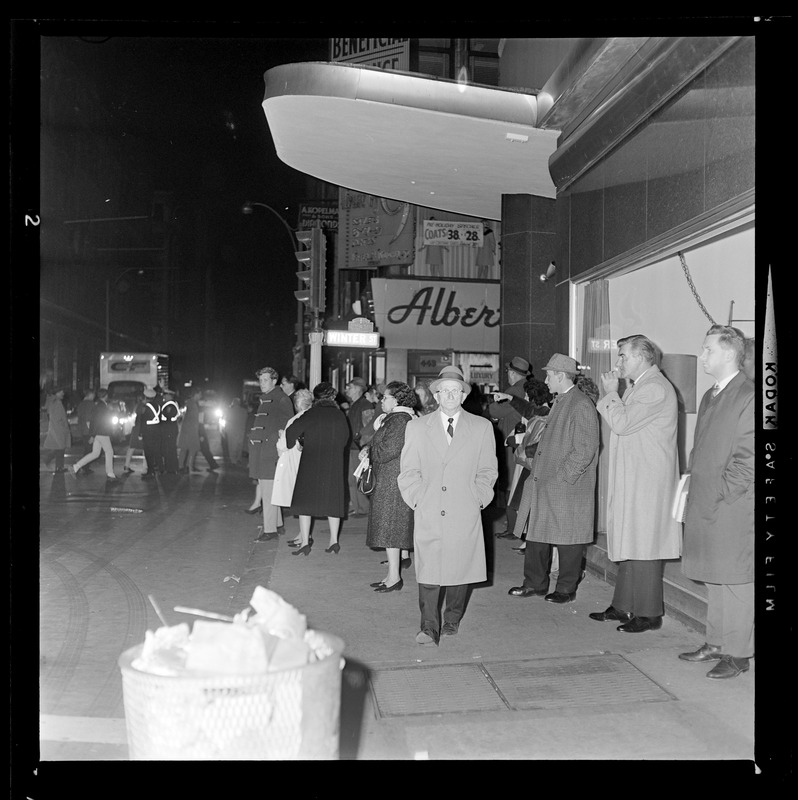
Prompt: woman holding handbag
<box><xmin>497</xmin><ymin>378</ymin><xmax>552</xmax><ymax>552</ymax></box>
<box><xmin>363</xmin><ymin>382</ymin><xmax>417</xmax><ymax>592</ymax></box>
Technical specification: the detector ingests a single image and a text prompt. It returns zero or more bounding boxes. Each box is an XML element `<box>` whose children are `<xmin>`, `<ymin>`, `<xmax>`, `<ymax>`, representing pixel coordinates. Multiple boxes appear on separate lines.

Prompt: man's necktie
<box><xmin>712</xmin><ymin>383</ymin><xmax>720</xmax><ymax>398</ymax></box>
<box><xmin>447</xmin><ymin>418</ymin><xmax>454</xmax><ymax>439</ymax></box>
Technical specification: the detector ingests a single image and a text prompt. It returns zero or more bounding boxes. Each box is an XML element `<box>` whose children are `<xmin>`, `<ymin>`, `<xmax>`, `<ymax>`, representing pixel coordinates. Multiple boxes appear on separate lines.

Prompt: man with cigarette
<box><xmin>679</xmin><ymin>325</ymin><xmax>754</xmax><ymax>678</ymax></box>
<box><xmin>592</xmin><ymin>334</ymin><xmax>681</xmax><ymax>632</ymax></box>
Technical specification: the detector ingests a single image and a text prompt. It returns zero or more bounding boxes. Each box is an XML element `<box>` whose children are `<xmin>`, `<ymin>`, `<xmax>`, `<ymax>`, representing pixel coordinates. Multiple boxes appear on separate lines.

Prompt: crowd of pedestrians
<box><xmin>40</xmin><ymin>326</ymin><xmax>754</xmax><ymax>676</ymax></box>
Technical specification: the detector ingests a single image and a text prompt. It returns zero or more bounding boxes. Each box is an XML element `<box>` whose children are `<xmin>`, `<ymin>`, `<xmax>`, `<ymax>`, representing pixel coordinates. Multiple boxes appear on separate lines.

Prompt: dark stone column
<box><xmin>500</xmin><ymin>194</ymin><xmax>559</xmax><ymax>379</ymax></box>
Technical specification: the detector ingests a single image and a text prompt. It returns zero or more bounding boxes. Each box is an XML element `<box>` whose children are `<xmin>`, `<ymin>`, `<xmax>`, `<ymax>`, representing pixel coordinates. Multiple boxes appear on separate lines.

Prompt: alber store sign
<box><xmin>371</xmin><ymin>278</ymin><xmax>500</xmax><ymax>351</ymax></box>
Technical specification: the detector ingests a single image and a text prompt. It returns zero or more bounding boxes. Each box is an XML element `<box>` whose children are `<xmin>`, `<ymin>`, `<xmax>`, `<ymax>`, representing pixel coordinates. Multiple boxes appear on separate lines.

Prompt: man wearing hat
<box><xmin>489</xmin><ymin>356</ymin><xmax>532</xmax><ymax>536</ymax></box>
<box><xmin>140</xmin><ymin>386</ymin><xmax>162</xmax><ymax>479</ymax></box>
<box><xmin>508</xmin><ymin>354</ymin><xmax>600</xmax><ymax>604</ymax></box>
<box><xmin>345</xmin><ymin>377</ymin><xmax>375</xmax><ymax>517</ymax></box>
<box><xmin>398</xmin><ymin>365</ymin><xmax>498</xmax><ymax>645</ymax></box>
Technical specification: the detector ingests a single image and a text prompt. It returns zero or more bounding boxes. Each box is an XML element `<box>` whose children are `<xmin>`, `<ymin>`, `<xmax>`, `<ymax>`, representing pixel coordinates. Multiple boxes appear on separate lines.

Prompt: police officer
<box><xmin>159</xmin><ymin>388</ymin><xmax>181</xmax><ymax>474</ymax></box>
<box><xmin>140</xmin><ymin>386</ymin><xmax>162</xmax><ymax>479</ymax></box>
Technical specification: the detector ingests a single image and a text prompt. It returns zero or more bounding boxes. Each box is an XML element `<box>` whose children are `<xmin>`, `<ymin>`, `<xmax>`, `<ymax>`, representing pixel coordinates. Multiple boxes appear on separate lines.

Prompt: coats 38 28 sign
<box><xmin>371</xmin><ymin>278</ymin><xmax>500</xmax><ymax>352</ymax></box>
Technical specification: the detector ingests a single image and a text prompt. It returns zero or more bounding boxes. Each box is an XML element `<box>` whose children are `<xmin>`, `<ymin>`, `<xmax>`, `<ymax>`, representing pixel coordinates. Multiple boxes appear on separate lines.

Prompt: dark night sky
<box><xmin>21</xmin><ymin>21</ymin><xmax>335</xmax><ymax>394</ymax></box>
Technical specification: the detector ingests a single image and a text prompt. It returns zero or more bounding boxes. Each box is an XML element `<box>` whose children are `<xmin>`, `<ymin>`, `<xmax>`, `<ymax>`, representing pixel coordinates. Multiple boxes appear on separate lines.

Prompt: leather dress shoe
<box><xmin>678</xmin><ymin>642</ymin><xmax>722</xmax><ymax>662</ymax></box>
<box><xmin>374</xmin><ymin>578</ymin><xmax>402</xmax><ymax>593</ymax></box>
<box><xmin>508</xmin><ymin>586</ymin><xmax>547</xmax><ymax>598</ymax></box>
<box><xmin>496</xmin><ymin>530</ymin><xmax>516</xmax><ymax>539</ymax></box>
<box><xmin>415</xmin><ymin>630</ymin><xmax>439</xmax><ymax>646</ymax></box>
<box><xmin>545</xmin><ymin>591</ymin><xmax>576</xmax><ymax>604</ymax></box>
<box><xmin>706</xmin><ymin>655</ymin><xmax>750</xmax><ymax>679</ymax></box>
<box><xmin>617</xmin><ymin>615</ymin><xmax>662</xmax><ymax>633</ymax></box>
<box><xmin>441</xmin><ymin>622</ymin><xmax>459</xmax><ymax>636</ymax></box>
<box><xmin>254</xmin><ymin>531</ymin><xmax>278</xmax><ymax>542</ymax></box>
<box><xmin>589</xmin><ymin>606</ymin><xmax>633</xmax><ymax>622</ymax></box>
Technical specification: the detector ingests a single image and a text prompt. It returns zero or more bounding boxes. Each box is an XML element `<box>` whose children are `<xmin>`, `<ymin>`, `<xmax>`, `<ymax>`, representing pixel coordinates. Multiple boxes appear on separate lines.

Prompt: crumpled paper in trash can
<box><xmin>132</xmin><ymin>586</ymin><xmax>331</xmax><ymax>676</ymax></box>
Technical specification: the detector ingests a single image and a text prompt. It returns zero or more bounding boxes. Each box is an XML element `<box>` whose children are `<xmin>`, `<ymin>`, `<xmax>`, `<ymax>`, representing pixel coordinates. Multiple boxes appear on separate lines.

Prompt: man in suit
<box><xmin>508</xmin><ymin>354</ymin><xmax>600</xmax><ymax>603</ymax></box>
<box><xmin>679</xmin><ymin>325</ymin><xmax>754</xmax><ymax>679</ymax></box>
<box><xmin>398</xmin><ymin>366</ymin><xmax>498</xmax><ymax>645</ymax></box>
<box><xmin>593</xmin><ymin>334</ymin><xmax>682</xmax><ymax>632</ymax></box>
<box><xmin>345</xmin><ymin>377</ymin><xmax>375</xmax><ymax>517</ymax></box>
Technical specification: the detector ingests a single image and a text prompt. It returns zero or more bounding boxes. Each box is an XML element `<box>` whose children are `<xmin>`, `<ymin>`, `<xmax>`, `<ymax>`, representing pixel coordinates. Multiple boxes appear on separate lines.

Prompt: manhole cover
<box><xmin>369</xmin><ymin>655</ymin><xmax>674</xmax><ymax>718</ymax></box>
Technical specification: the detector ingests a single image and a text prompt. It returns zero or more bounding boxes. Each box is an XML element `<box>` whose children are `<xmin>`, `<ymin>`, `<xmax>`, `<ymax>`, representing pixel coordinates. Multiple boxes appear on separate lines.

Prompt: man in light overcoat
<box><xmin>679</xmin><ymin>325</ymin><xmax>754</xmax><ymax>679</ymax></box>
<box><xmin>593</xmin><ymin>334</ymin><xmax>681</xmax><ymax>633</ymax></box>
<box><xmin>398</xmin><ymin>366</ymin><xmax>498</xmax><ymax>645</ymax></box>
<box><xmin>508</xmin><ymin>354</ymin><xmax>599</xmax><ymax>603</ymax></box>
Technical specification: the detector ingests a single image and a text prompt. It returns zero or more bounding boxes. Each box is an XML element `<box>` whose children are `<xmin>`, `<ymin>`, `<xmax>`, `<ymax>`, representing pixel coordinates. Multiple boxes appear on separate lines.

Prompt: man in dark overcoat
<box><xmin>508</xmin><ymin>354</ymin><xmax>599</xmax><ymax>604</ymax></box>
<box><xmin>679</xmin><ymin>325</ymin><xmax>754</xmax><ymax>679</ymax></box>
<box><xmin>398</xmin><ymin>366</ymin><xmax>498</xmax><ymax>645</ymax></box>
<box><xmin>248</xmin><ymin>367</ymin><xmax>294</xmax><ymax>541</ymax></box>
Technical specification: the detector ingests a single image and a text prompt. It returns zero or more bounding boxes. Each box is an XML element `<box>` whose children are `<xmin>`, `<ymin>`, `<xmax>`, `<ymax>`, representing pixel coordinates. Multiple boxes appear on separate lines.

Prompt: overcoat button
<box><xmin>442</xmin><ymin>486</ymin><xmax>446</xmax><ymax>491</ymax></box>
<box><xmin>441</xmin><ymin>511</ymin><xmax>445</xmax><ymax>516</ymax></box>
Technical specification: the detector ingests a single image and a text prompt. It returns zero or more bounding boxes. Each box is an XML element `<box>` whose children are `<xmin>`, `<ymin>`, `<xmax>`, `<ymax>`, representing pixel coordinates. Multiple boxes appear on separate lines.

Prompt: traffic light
<box><xmin>294</xmin><ymin>227</ymin><xmax>327</xmax><ymax>312</ymax></box>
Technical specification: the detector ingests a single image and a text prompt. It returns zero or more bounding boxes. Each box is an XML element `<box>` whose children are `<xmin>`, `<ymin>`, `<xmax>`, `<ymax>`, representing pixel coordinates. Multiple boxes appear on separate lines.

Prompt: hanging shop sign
<box><xmin>298</xmin><ymin>200</ymin><xmax>338</xmax><ymax>232</ymax></box>
<box><xmin>326</xmin><ymin>329</ymin><xmax>380</xmax><ymax>348</ymax></box>
<box><xmin>338</xmin><ymin>189</ymin><xmax>415</xmax><ymax>269</ymax></box>
<box><xmin>371</xmin><ymin>278</ymin><xmax>500</xmax><ymax>351</ymax></box>
<box><xmin>422</xmin><ymin>219</ymin><xmax>483</xmax><ymax>247</ymax></box>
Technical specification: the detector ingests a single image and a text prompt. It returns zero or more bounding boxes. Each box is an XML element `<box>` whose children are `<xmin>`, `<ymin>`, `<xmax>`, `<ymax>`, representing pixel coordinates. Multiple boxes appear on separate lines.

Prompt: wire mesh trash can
<box><xmin>118</xmin><ymin>632</ymin><xmax>345</xmax><ymax>760</ymax></box>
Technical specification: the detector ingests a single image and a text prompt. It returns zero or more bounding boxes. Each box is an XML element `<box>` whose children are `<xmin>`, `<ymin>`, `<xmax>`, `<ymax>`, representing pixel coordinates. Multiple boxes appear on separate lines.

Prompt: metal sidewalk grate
<box><xmin>369</xmin><ymin>654</ymin><xmax>675</xmax><ymax>718</ymax></box>
<box><xmin>370</xmin><ymin>663</ymin><xmax>509</xmax><ymax>718</ymax></box>
<box><xmin>484</xmin><ymin>654</ymin><xmax>676</xmax><ymax>710</ymax></box>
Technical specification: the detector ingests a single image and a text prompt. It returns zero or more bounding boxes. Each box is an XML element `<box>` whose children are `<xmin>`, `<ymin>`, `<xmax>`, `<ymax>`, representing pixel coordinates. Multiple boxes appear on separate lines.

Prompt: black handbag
<box><xmin>357</xmin><ymin>462</ymin><xmax>375</xmax><ymax>495</ymax></box>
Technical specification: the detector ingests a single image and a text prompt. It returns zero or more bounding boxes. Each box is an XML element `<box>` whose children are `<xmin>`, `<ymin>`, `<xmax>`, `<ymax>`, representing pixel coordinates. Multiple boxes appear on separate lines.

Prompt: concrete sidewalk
<box><xmin>238</xmin><ymin>511</ymin><xmax>755</xmax><ymax>762</ymax></box>
<box><xmin>35</xmin><ymin>458</ymin><xmax>756</xmax><ymax>765</ymax></box>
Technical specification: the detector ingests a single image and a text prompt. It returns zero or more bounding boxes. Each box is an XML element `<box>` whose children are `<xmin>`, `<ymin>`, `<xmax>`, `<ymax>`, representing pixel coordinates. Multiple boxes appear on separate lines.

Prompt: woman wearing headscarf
<box><xmin>42</xmin><ymin>387</ymin><xmax>72</xmax><ymax>473</ymax></box>
<box><xmin>284</xmin><ymin>382</ymin><xmax>350</xmax><ymax>555</ymax></box>
<box><xmin>363</xmin><ymin>381</ymin><xmax>417</xmax><ymax>592</ymax></box>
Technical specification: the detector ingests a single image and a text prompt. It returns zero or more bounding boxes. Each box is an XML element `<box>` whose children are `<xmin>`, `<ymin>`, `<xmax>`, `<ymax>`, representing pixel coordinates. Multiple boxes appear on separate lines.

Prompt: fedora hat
<box><xmin>506</xmin><ymin>356</ymin><xmax>531</xmax><ymax>375</ymax></box>
<box><xmin>542</xmin><ymin>353</ymin><xmax>579</xmax><ymax>374</ymax></box>
<box><xmin>429</xmin><ymin>366</ymin><xmax>471</xmax><ymax>395</ymax></box>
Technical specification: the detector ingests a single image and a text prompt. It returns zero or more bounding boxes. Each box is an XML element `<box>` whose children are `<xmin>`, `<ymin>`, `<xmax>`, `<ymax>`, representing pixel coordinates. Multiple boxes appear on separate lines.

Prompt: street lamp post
<box><xmin>241</xmin><ymin>201</ymin><xmax>306</xmax><ymax>381</ymax></box>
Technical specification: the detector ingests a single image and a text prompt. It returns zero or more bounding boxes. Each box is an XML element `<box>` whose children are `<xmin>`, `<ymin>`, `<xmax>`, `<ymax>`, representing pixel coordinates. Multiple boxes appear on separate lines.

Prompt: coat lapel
<box><xmin>426</xmin><ymin>412</ymin><xmax>449</xmax><ymax>460</ymax></box>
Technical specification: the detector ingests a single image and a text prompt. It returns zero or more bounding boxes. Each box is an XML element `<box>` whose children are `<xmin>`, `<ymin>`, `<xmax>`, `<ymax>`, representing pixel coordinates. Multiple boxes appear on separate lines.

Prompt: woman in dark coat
<box><xmin>284</xmin><ymin>382</ymin><xmax>350</xmax><ymax>555</ymax></box>
<box><xmin>364</xmin><ymin>381</ymin><xmax>417</xmax><ymax>592</ymax></box>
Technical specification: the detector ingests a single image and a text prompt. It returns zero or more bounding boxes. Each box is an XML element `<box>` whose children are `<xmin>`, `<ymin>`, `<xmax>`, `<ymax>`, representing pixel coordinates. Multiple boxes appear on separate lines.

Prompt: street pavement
<box><xmin>33</xmin><ymin>449</ymin><xmax>760</xmax><ymax>770</ymax></box>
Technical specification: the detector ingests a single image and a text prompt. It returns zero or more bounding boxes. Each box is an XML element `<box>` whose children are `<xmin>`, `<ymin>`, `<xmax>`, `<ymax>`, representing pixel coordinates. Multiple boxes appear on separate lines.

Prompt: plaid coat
<box><xmin>513</xmin><ymin>386</ymin><xmax>599</xmax><ymax>545</ymax></box>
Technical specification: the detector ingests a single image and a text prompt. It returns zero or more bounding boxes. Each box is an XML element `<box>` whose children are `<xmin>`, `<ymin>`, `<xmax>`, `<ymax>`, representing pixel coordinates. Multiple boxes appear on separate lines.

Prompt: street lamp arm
<box><xmin>242</xmin><ymin>201</ymin><xmax>296</xmax><ymax>251</ymax></box>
